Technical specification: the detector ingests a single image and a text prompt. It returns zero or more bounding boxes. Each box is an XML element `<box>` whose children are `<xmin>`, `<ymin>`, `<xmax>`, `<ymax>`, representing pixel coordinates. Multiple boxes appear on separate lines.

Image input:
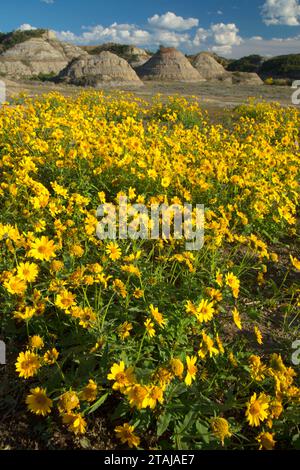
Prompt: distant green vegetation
<box><xmin>29</xmin><ymin>72</ymin><xmax>57</xmax><ymax>82</ymax></box>
<box><xmin>187</xmin><ymin>52</ymin><xmax>233</xmax><ymax>68</ymax></box>
<box><xmin>211</xmin><ymin>53</ymin><xmax>233</xmax><ymax>68</ymax></box>
<box><xmin>264</xmin><ymin>77</ymin><xmax>292</xmax><ymax>86</ymax></box>
<box><xmin>81</xmin><ymin>42</ymin><xmax>152</xmax><ymax>62</ymax></box>
<box><xmin>87</xmin><ymin>43</ymin><xmax>132</xmax><ymax>57</ymax></box>
<box><xmin>227</xmin><ymin>54</ymin><xmax>300</xmax><ymax>80</ymax></box>
<box><xmin>0</xmin><ymin>29</ymin><xmax>47</xmax><ymax>52</ymax></box>
<box><xmin>227</xmin><ymin>55</ymin><xmax>264</xmax><ymax>73</ymax></box>
<box><xmin>260</xmin><ymin>54</ymin><xmax>300</xmax><ymax>79</ymax></box>
<box><xmin>81</xmin><ymin>43</ymin><xmax>154</xmax><ymax>64</ymax></box>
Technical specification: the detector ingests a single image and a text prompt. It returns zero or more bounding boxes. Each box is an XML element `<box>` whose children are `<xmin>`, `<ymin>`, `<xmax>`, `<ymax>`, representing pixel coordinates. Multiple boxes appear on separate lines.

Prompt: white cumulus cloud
<box><xmin>193</xmin><ymin>28</ymin><xmax>210</xmax><ymax>47</ymax></box>
<box><xmin>148</xmin><ymin>12</ymin><xmax>198</xmax><ymax>31</ymax></box>
<box><xmin>56</xmin><ymin>18</ymin><xmax>243</xmax><ymax>56</ymax></box>
<box><xmin>231</xmin><ymin>34</ymin><xmax>300</xmax><ymax>57</ymax></box>
<box><xmin>18</xmin><ymin>24</ymin><xmax>37</xmax><ymax>31</ymax></box>
<box><xmin>210</xmin><ymin>23</ymin><xmax>242</xmax><ymax>54</ymax></box>
<box><xmin>56</xmin><ymin>23</ymin><xmax>151</xmax><ymax>46</ymax></box>
<box><xmin>16</xmin><ymin>9</ymin><xmax>298</xmax><ymax>58</ymax></box>
<box><xmin>152</xmin><ymin>30</ymin><xmax>192</xmax><ymax>47</ymax></box>
<box><xmin>211</xmin><ymin>23</ymin><xmax>242</xmax><ymax>47</ymax></box>
<box><xmin>262</xmin><ymin>0</ymin><xmax>300</xmax><ymax>25</ymax></box>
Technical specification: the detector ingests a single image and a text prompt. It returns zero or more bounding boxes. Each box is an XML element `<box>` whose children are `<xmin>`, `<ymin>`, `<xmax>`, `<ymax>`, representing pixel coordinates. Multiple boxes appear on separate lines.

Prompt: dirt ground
<box><xmin>2</xmin><ymin>78</ymin><xmax>296</xmax><ymax>112</ymax></box>
<box><xmin>0</xmin><ymin>354</ymin><xmax>117</xmax><ymax>450</ymax></box>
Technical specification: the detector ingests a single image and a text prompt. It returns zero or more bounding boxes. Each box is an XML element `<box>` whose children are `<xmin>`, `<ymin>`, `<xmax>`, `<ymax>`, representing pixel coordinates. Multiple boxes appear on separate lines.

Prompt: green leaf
<box><xmin>292</xmin><ymin>434</ymin><xmax>300</xmax><ymax>450</ymax></box>
<box><xmin>87</xmin><ymin>392</ymin><xmax>109</xmax><ymax>414</ymax></box>
<box><xmin>195</xmin><ymin>421</ymin><xmax>210</xmax><ymax>444</ymax></box>
<box><xmin>175</xmin><ymin>411</ymin><xmax>197</xmax><ymax>435</ymax></box>
<box><xmin>79</xmin><ymin>437</ymin><xmax>91</xmax><ymax>449</ymax></box>
<box><xmin>111</xmin><ymin>401</ymin><xmax>129</xmax><ymax>420</ymax></box>
<box><xmin>157</xmin><ymin>412</ymin><xmax>172</xmax><ymax>437</ymax></box>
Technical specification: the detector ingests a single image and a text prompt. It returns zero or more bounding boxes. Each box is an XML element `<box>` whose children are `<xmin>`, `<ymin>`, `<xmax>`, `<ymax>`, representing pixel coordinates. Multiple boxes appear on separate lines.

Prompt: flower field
<box><xmin>0</xmin><ymin>91</ymin><xmax>300</xmax><ymax>450</ymax></box>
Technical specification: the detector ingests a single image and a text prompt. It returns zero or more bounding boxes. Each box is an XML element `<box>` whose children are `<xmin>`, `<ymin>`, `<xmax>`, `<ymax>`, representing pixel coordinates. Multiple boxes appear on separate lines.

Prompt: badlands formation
<box><xmin>0</xmin><ymin>30</ymin><xmax>263</xmax><ymax>86</ymax></box>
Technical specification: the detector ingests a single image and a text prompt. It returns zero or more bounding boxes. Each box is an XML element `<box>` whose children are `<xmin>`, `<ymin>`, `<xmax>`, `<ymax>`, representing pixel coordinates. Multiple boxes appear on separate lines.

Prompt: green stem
<box><xmin>135</xmin><ymin>330</ymin><xmax>146</xmax><ymax>365</ymax></box>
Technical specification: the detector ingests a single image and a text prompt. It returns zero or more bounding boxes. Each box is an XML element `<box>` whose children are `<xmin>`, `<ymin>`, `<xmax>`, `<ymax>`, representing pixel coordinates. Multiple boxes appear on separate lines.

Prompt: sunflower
<box><xmin>198</xmin><ymin>331</ymin><xmax>219</xmax><ymax>359</ymax></box>
<box><xmin>26</xmin><ymin>387</ymin><xmax>52</xmax><ymax>416</ymax></box>
<box><xmin>4</xmin><ymin>276</ymin><xmax>27</xmax><ymax>296</ymax></box>
<box><xmin>161</xmin><ymin>176</ymin><xmax>171</xmax><ymax>188</ymax></box>
<box><xmin>17</xmin><ymin>262</ymin><xmax>39</xmax><ymax>283</ymax></box>
<box><xmin>80</xmin><ymin>379</ymin><xmax>98</xmax><ymax>403</ymax></box>
<box><xmin>170</xmin><ymin>358</ymin><xmax>184</xmax><ymax>378</ymax></box>
<box><xmin>232</xmin><ymin>307</ymin><xmax>242</xmax><ymax>330</ymax></box>
<box><xmin>133</xmin><ymin>288</ymin><xmax>144</xmax><ymax>299</ymax></box>
<box><xmin>29</xmin><ymin>236</ymin><xmax>58</xmax><ymax>261</ymax></box>
<box><xmin>225</xmin><ymin>272</ymin><xmax>240</xmax><ymax>298</ymax></box>
<box><xmin>254</xmin><ymin>326</ymin><xmax>263</xmax><ymax>345</ymax></box>
<box><xmin>117</xmin><ymin>321</ymin><xmax>133</xmax><ymax>340</ymax></box>
<box><xmin>290</xmin><ymin>255</ymin><xmax>300</xmax><ymax>271</ymax></box>
<box><xmin>14</xmin><ymin>306</ymin><xmax>36</xmax><ymax>321</ymax></box>
<box><xmin>196</xmin><ymin>299</ymin><xmax>215</xmax><ymax>323</ymax></box>
<box><xmin>269</xmin><ymin>400</ymin><xmax>283</xmax><ymax>419</ymax></box>
<box><xmin>210</xmin><ymin>417</ymin><xmax>232</xmax><ymax>446</ymax></box>
<box><xmin>115</xmin><ymin>423</ymin><xmax>140</xmax><ymax>448</ymax></box>
<box><xmin>107</xmin><ymin>361</ymin><xmax>135</xmax><ymax>392</ymax></box>
<box><xmin>50</xmin><ymin>260</ymin><xmax>64</xmax><ymax>273</ymax></box>
<box><xmin>55</xmin><ymin>289</ymin><xmax>76</xmax><ymax>311</ymax></box>
<box><xmin>215</xmin><ymin>269</ymin><xmax>223</xmax><ymax>287</ymax></box>
<box><xmin>62</xmin><ymin>413</ymin><xmax>87</xmax><ymax>435</ymax></box>
<box><xmin>185</xmin><ymin>355</ymin><xmax>197</xmax><ymax>386</ymax></box>
<box><xmin>155</xmin><ymin>367</ymin><xmax>173</xmax><ymax>386</ymax></box>
<box><xmin>77</xmin><ymin>307</ymin><xmax>96</xmax><ymax>329</ymax></box>
<box><xmin>185</xmin><ymin>300</ymin><xmax>198</xmax><ymax>315</ymax></box>
<box><xmin>144</xmin><ymin>318</ymin><xmax>156</xmax><ymax>338</ymax></box>
<box><xmin>207</xmin><ymin>288</ymin><xmax>223</xmax><ymax>302</ymax></box>
<box><xmin>145</xmin><ymin>384</ymin><xmax>165</xmax><ymax>409</ymax></box>
<box><xmin>58</xmin><ymin>391</ymin><xmax>80</xmax><ymax>413</ymax></box>
<box><xmin>149</xmin><ymin>304</ymin><xmax>166</xmax><ymax>328</ymax></box>
<box><xmin>28</xmin><ymin>335</ymin><xmax>44</xmax><ymax>350</ymax></box>
<box><xmin>113</xmin><ymin>279</ymin><xmax>127</xmax><ymax>298</ymax></box>
<box><xmin>125</xmin><ymin>384</ymin><xmax>148</xmax><ymax>409</ymax></box>
<box><xmin>105</xmin><ymin>241</ymin><xmax>121</xmax><ymax>261</ymax></box>
<box><xmin>245</xmin><ymin>392</ymin><xmax>270</xmax><ymax>427</ymax></box>
<box><xmin>249</xmin><ymin>355</ymin><xmax>267</xmax><ymax>381</ymax></box>
<box><xmin>15</xmin><ymin>350</ymin><xmax>41</xmax><ymax>379</ymax></box>
<box><xmin>44</xmin><ymin>348</ymin><xmax>59</xmax><ymax>365</ymax></box>
<box><xmin>228</xmin><ymin>352</ymin><xmax>238</xmax><ymax>368</ymax></box>
<box><xmin>256</xmin><ymin>432</ymin><xmax>276</xmax><ymax>450</ymax></box>
<box><xmin>70</xmin><ymin>244</ymin><xmax>84</xmax><ymax>258</ymax></box>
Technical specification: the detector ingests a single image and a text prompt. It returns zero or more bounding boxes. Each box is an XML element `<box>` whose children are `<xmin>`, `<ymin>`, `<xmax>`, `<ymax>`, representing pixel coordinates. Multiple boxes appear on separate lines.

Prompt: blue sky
<box><xmin>1</xmin><ymin>0</ymin><xmax>300</xmax><ymax>57</ymax></box>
